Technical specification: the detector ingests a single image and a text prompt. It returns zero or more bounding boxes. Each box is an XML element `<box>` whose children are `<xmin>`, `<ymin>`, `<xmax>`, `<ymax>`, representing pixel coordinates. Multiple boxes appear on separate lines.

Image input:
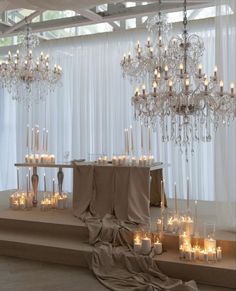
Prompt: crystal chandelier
<box><xmin>0</xmin><ymin>21</ymin><xmax>62</xmax><ymax>107</ymax></box>
<box><xmin>128</xmin><ymin>0</ymin><xmax>235</xmax><ymax>160</ymax></box>
<box><xmin>121</xmin><ymin>0</ymin><xmax>171</xmax><ymax>82</ymax></box>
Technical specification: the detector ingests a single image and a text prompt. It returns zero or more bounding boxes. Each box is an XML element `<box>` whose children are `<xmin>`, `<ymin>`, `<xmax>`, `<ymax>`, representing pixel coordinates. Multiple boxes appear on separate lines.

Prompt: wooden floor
<box><xmin>0</xmin><ymin>256</ymin><xmax>234</xmax><ymax>291</ymax></box>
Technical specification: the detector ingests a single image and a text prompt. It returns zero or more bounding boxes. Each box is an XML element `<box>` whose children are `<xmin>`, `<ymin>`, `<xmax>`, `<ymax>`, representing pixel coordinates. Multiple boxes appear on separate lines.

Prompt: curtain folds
<box><xmin>0</xmin><ymin>13</ymin><xmax>235</xmax><ymax>231</ymax></box>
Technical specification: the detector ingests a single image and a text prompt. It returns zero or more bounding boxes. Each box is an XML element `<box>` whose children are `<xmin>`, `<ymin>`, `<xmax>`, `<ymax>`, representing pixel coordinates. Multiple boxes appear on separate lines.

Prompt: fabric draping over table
<box><xmin>73</xmin><ymin>164</ymin><xmax>151</xmax><ymax>225</ymax></box>
<box><xmin>85</xmin><ymin>215</ymin><xmax>198</xmax><ymax>291</ymax></box>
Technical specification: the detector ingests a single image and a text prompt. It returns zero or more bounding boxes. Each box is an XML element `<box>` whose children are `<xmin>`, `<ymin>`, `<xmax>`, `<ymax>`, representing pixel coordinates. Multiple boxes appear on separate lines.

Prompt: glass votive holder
<box><xmin>56</xmin><ymin>193</ymin><xmax>68</xmax><ymax>209</ymax></box>
<box><xmin>9</xmin><ymin>191</ymin><xmax>33</xmax><ymax>210</ymax></box>
<box><xmin>204</xmin><ymin>223</ymin><xmax>216</xmax><ymax>251</ymax></box>
<box><xmin>179</xmin><ymin>211</ymin><xmax>194</xmax><ymax>236</ymax></box>
<box><xmin>152</xmin><ymin>232</ymin><xmax>163</xmax><ymax>255</ymax></box>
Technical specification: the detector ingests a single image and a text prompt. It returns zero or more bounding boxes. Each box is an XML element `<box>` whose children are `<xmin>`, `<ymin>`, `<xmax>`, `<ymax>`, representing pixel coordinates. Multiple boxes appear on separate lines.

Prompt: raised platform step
<box><xmin>0</xmin><ymin>190</ymin><xmax>235</xmax><ymax>289</ymax></box>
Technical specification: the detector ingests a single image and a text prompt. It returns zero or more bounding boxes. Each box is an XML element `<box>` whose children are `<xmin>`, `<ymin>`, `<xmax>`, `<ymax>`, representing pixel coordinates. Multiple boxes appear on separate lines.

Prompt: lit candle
<box><xmin>141</xmin><ymin>235</ymin><xmax>151</xmax><ymax>255</ymax></box>
<box><xmin>164</xmin><ymin>65</ymin><xmax>168</xmax><ymax>79</ymax></box>
<box><xmin>153</xmin><ymin>81</ymin><xmax>157</xmax><ymax>95</ymax></box>
<box><xmin>153</xmin><ymin>240</ymin><xmax>162</xmax><ymax>255</ymax></box>
<box><xmin>174</xmin><ymin>182</ymin><xmax>178</xmax><ymax>214</ymax></box>
<box><xmin>198</xmin><ymin>64</ymin><xmax>202</xmax><ymax>76</ymax></box>
<box><xmin>156</xmin><ymin>218</ymin><xmax>162</xmax><ymax>232</ymax></box>
<box><xmin>17</xmin><ymin>168</ymin><xmax>19</xmax><ymax>190</ymax></box>
<box><xmin>185</xmin><ymin>78</ymin><xmax>189</xmax><ymax>91</ymax></box>
<box><xmin>194</xmin><ymin>200</ymin><xmax>198</xmax><ymax>233</ymax></box>
<box><xmin>44</xmin><ymin>173</ymin><xmax>46</xmax><ymax>192</ymax></box>
<box><xmin>169</xmin><ymin>79</ymin><xmax>173</xmax><ymax>92</ymax></box>
<box><xmin>134</xmin><ymin>87</ymin><xmax>139</xmax><ymax>97</ymax></box>
<box><xmin>220</xmin><ymin>80</ymin><xmax>224</xmax><ymax>95</ymax></box>
<box><xmin>180</xmin><ymin>63</ymin><xmax>184</xmax><ymax>76</ymax></box>
<box><xmin>214</xmin><ymin>65</ymin><xmax>217</xmax><ymax>79</ymax></box>
<box><xmin>147</xmin><ymin>36</ymin><xmax>150</xmax><ymax>47</ymax></box>
<box><xmin>158</xmin><ymin>35</ymin><xmax>162</xmax><ymax>46</ymax></box>
<box><xmin>187</xmin><ymin>177</ymin><xmax>190</xmax><ymax>209</ymax></box>
<box><xmin>204</xmin><ymin>236</ymin><xmax>216</xmax><ymax>250</ymax></box>
<box><xmin>134</xmin><ymin>237</ymin><xmax>141</xmax><ymax>253</ymax></box>
<box><xmin>128</xmin><ymin>51</ymin><xmax>131</xmax><ymax>61</ymax></box>
<box><xmin>142</xmin><ymin>84</ymin><xmax>146</xmax><ymax>95</ymax></box>
<box><xmin>137</xmin><ymin>48</ymin><xmax>141</xmax><ymax>58</ymax></box>
<box><xmin>230</xmin><ymin>83</ymin><xmax>234</xmax><ymax>95</ymax></box>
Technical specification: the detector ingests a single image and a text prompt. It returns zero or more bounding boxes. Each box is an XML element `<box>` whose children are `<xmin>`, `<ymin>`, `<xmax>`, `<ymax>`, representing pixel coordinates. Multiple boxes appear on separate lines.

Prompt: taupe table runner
<box><xmin>73</xmin><ymin>164</ymin><xmax>151</xmax><ymax>224</ymax></box>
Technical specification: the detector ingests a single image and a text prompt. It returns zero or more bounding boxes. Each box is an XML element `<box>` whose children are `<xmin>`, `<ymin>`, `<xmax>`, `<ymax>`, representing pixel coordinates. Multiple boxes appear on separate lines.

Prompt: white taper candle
<box><xmin>174</xmin><ymin>182</ymin><xmax>177</xmax><ymax>214</ymax></box>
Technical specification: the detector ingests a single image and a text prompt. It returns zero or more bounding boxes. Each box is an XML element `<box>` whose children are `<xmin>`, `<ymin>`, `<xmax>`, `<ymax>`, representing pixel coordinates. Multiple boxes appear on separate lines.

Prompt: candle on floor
<box><xmin>141</xmin><ymin>235</ymin><xmax>151</xmax><ymax>255</ymax></box>
<box><xmin>204</xmin><ymin>236</ymin><xmax>216</xmax><ymax>251</ymax></box>
<box><xmin>133</xmin><ymin>237</ymin><xmax>141</xmax><ymax>254</ymax></box>
<box><xmin>153</xmin><ymin>240</ymin><xmax>162</xmax><ymax>255</ymax></box>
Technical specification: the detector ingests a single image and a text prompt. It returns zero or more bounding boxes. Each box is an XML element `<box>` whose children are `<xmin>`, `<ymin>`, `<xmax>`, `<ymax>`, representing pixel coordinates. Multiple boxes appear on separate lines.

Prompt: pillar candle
<box><xmin>216</xmin><ymin>247</ymin><xmax>222</xmax><ymax>260</ymax></box>
<box><xmin>153</xmin><ymin>241</ymin><xmax>162</xmax><ymax>255</ymax></box>
<box><xmin>44</xmin><ymin>173</ymin><xmax>47</xmax><ymax>192</ymax></box>
<box><xmin>141</xmin><ymin>236</ymin><xmax>151</xmax><ymax>255</ymax></box>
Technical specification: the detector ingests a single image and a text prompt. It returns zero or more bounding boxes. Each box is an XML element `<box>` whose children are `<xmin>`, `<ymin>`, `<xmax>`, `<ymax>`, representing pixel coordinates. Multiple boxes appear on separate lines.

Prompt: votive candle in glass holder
<box><xmin>204</xmin><ymin>223</ymin><xmax>216</xmax><ymax>251</ymax></box>
<box><xmin>133</xmin><ymin>230</ymin><xmax>142</xmax><ymax>254</ymax></box>
<box><xmin>152</xmin><ymin>233</ymin><xmax>162</xmax><ymax>255</ymax></box>
<box><xmin>216</xmin><ymin>247</ymin><xmax>222</xmax><ymax>261</ymax></box>
<box><xmin>156</xmin><ymin>218</ymin><xmax>163</xmax><ymax>232</ymax></box>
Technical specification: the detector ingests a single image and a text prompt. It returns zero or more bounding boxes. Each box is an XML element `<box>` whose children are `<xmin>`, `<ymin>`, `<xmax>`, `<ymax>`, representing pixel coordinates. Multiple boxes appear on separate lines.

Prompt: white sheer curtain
<box><xmin>214</xmin><ymin>0</ymin><xmax>236</xmax><ymax>231</ymax></box>
<box><xmin>0</xmin><ymin>16</ymin><xmax>232</xmax><ymax>216</ymax></box>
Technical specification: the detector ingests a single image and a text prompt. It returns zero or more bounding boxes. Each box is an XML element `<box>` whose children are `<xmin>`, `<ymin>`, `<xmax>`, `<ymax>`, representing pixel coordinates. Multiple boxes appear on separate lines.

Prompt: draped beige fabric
<box><xmin>73</xmin><ymin>164</ymin><xmax>150</xmax><ymax>225</ymax></box>
<box><xmin>86</xmin><ymin>215</ymin><xmax>199</xmax><ymax>291</ymax></box>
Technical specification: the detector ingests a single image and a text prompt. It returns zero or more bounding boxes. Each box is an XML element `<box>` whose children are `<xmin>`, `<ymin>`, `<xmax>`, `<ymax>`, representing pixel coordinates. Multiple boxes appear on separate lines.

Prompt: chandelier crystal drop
<box><xmin>0</xmin><ymin>22</ymin><xmax>62</xmax><ymax>108</ymax></box>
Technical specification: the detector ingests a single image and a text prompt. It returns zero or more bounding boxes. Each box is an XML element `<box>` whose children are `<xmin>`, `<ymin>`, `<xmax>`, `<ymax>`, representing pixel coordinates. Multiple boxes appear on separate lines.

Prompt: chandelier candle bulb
<box><xmin>169</xmin><ymin>80</ymin><xmax>173</xmax><ymax>92</ymax></box>
<box><xmin>142</xmin><ymin>84</ymin><xmax>146</xmax><ymax>95</ymax></box>
<box><xmin>153</xmin><ymin>82</ymin><xmax>157</xmax><ymax>94</ymax></box>
<box><xmin>185</xmin><ymin>79</ymin><xmax>190</xmax><ymax>92</ymax></box>
<box><xmin>138</xmin><ymin>48</ymin><xmax>141</xmax><ymax>58</ymax></box>
<box><xmin>230</xmin><ymin>83</ymin><xmax>234</xmax><ymax>95</ymax></box>
<box><xmin>164</xmin><ymin>47</ymin><xmax>167</xmax><ymax>57</ymax></box>
<box><xmin>198</xmin><ymin>64</ymin><xmax>202</xmax><ymax>76</ymax></box>
<box><xmin>220</xmin><ymin>80</ymin><xmax>224</xmax><ymax>95</ymax></box>
<box><xmin>204</xmin><ymin>79</ymin><xmax>208</xmax><ymax>92</ymax></box>
<box><xmin>164</xmin><ymin>65</ymin><xmax>168</xmax><ymax>79</ymax></box>
<box><xmin>214</xmin><ymin>66</ymin><xmax>218</xmax><ymax>79</ymax></box>
<box><xmin>147</xmin><ymin>37</ymin><xmax>150</xmax><ymax>47</ymax></box>
<box><xmin>180</xmin><ymin>63</ymin><xmax>184</xmax><ymax>76</ymax></box>
<box><xmin>158</xmin><ymin>36</ymin><xmax>162</xmax><ymax>47</ymax></box>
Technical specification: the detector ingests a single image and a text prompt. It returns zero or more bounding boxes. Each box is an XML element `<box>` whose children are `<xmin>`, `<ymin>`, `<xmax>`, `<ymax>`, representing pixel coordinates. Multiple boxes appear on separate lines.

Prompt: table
<box><xmin>73</xmin><ymin>162</ymin><xmax>167</xmax><ymax>224</ymax></box>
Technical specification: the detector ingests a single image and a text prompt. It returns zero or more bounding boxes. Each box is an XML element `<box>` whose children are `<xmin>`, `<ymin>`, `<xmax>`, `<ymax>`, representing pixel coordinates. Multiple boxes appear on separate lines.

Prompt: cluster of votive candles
<box><xmin>133</xmin><ymin>232</ymin><xmax>162</xmax><ymax>256</ymax></box>
<box><xmin>179</xmin><ymin>232</ymin><xmax>222</xmax><ymax>262</ymax></box>
<box><xmin>9</xmin><ymin>174</ymin><xmax>33</xmax><ymax>210</ymax></box>
<box><xmin>24</xmin><ymin>124</ymin><xmax>55</xmax><ymax>164</ymax></box>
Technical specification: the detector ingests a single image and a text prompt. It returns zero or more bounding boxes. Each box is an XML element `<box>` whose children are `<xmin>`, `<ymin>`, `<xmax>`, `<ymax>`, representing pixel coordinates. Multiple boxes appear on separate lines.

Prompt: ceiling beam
<box><xmin>1</xmin><ymin>10</ymin><xmax>42</xmax><ymax>35</ymax></box>
<box><xmin>0</xmin><ymin>1</ymin><xmax>214</xmax><ymax>37</ymax></box>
